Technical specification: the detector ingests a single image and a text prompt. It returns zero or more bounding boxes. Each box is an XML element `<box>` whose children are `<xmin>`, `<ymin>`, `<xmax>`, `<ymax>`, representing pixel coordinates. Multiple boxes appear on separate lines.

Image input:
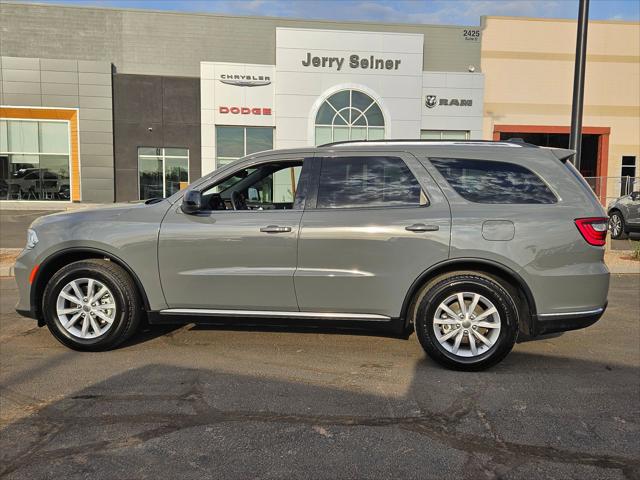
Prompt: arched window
<box><xmin>315</xmin><ymin>90</ymin><xmax>385</xmax><ymax>145</ymax></box>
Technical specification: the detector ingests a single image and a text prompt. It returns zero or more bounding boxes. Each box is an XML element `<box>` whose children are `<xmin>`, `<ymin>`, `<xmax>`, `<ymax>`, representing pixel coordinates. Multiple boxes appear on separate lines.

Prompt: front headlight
<box><xmin>25</xmin><ymin>229</ymin><xmax>39</xmax><ymax>250</ymax></box>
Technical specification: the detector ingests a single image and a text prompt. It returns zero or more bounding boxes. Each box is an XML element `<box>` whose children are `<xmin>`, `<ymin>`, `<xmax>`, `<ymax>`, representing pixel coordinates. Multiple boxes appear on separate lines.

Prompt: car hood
<box><xmin>30</xmin><ymin>200</ymin><xmax>171</xmax><ymax>230</ymax></box>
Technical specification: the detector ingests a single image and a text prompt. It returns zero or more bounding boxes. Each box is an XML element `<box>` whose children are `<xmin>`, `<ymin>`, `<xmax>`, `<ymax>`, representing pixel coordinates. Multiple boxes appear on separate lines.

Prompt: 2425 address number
<box><xmin>463</xmin><ymin>29</ymin><xmax>480</xmax><ymax>41</ymax></box>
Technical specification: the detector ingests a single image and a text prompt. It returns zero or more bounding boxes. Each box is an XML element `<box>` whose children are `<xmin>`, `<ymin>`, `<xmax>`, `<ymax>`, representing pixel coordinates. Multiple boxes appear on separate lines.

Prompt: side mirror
<box><xmin>631</xmin><ymin>191</ymin><xmax>640</xmax><ymax>201</ymax></box>
<box><xmin>181</xmin><ymin>190</ymin><xmax>203</xmax><ymax>214</ymax></box>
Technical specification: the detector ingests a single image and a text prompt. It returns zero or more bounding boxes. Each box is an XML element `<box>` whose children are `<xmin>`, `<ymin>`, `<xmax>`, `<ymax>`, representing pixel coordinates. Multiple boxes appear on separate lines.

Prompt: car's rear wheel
<box><xmin>42</xmin><ymin>259</ymin><xmax>142</xmax><ymax>351</ymax></box>
<box><xmin>609</xmin><ymin>211</ymin><xmax>626</xmax><ymax>239</ymax></box>
<box><xmin>414</xmin><ymin>272</ymin><xmax>519</xmax><ymax>371</ymax></box>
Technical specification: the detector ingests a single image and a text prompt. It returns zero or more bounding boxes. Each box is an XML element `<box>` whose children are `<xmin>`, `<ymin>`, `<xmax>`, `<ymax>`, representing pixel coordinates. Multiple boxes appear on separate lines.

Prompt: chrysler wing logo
<box><xmin>220</xmin><ymin>74</ymin><xmax>271</xmax><ymax>87</ymax></box>
<box><xmin>425</xmin><ymin>95</ymin><xmax>437</xmax><ymax>109</ymax></box>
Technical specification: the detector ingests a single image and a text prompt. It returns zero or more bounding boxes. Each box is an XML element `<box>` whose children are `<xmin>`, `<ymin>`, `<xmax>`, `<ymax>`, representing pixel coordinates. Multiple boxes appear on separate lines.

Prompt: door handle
<box><xmin>260</xmin><ymin>225</ymin><xmax>292</xmax><ymax>233</ymax></box>
<box><xmin>405</xmin><ymin>223</ymin><xmax>439</xmax><ymax>232</ymax></box>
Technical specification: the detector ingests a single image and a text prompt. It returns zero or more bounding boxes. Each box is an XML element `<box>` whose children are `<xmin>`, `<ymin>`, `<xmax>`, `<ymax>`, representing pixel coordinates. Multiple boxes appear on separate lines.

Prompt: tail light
<box><xmin>575</xmin><ymin>217</ymin><xmax>608</xmax><ymax>246</ymax></box>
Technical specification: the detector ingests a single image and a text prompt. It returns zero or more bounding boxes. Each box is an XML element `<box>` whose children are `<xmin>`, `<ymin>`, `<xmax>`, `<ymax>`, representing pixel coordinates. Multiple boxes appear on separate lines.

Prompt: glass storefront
<box><xmin>420</xmin><ymin>130</ymin><xmax>470</xmax><ymax>140</ymax></box>
<box><xmin>138</xmin><ymin>147</ymin><xmax>189</xmax><ymax>200</ymax></box>
<box><xmin>0</xmin><ymin>119</ymin><xmax>71</xmax><ymax>201</ymax></box>
<box><xmin>215</xmin><ymin>126</ymin><xmax>274</xmax><ymax>168</ymax></box>
<box><xmin>315</xmin><ymin>90</ymin><xmax>385</xmax><ymax>145</ymax></box>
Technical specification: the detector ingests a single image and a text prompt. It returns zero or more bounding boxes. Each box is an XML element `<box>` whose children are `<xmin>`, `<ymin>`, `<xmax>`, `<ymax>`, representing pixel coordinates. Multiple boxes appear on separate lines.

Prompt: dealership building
<box><xmin>0</xmin><ymin>2</ymin><xmax>638</xmax><ymax>204</ymax></box>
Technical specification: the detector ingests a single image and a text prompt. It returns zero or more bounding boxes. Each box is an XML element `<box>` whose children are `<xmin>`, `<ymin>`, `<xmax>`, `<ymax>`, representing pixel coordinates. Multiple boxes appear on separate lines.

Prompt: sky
<box><xmin>18</xmin><ymin>0</ymin><xmax>640</xmax><ymax>25</ymax></box>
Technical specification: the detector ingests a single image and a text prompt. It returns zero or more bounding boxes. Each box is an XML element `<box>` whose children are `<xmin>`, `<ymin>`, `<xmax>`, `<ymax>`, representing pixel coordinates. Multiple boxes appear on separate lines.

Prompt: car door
<box><xmin>626</xmin><ymin>192</ymin><xmax>640</xmax><ymax>226</ymax></box>
<box><xmin>294</xmin><ymin>151</ymin><xmax>451</xmax><ymax>318</ymax></box>
<box><xmin>158</xmin><ymin>154</ymin><xmax>311</xmax><ymax>311</ymax></box>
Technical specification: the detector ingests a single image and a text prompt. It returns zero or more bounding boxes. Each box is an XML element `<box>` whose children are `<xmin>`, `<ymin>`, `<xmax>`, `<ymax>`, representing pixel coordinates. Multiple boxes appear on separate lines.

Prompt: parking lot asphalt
<box><xmin>0</xmin><ymin>275</ymin><xmax>639</xmax><ymax>480</ymax></box>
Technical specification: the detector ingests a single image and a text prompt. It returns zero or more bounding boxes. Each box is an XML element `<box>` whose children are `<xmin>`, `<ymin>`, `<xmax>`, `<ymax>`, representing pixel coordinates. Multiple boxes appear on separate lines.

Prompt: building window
<box><xmin>0</xmin><ymin>119</ymin><xmax>71</xmax><ymax>201</ymax></box>
<box><xmin>315</xmin><ymin>90</ymin><xmax>385</xmax><ymax>145</ymax></box>
<box><xmin>216</xmin><ymin>126</ymin><xmax>274</xmax><ymax>168</ymax></box>
<box><xmin>138</xmin><ymin>147</ymin><xmax>189</xmax><ymax>200</ymax></box>
<box><xmin>621</xmin><ymin>156</ymin><xmax>637</xmax><ymax>196</ymax></box>
<box><xmin>421</xmin><ymin>130</ymin><xmax>470</xmax><ymax>141</ymax></box>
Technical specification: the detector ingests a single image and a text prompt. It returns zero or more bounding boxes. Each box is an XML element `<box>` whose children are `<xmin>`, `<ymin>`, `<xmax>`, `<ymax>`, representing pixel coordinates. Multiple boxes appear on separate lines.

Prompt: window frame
<box><xmin>306</xmin><ymin>152</ymin><xmax>431</xmax><ymax>211</ymax></box>
<box><xmin>420</xmin><ymin>130</ymin><xmax>470</xmax><ymax>141</ymax></box>
<box><xmin>314</xmin><ymin>89</ymin><xmax>385</xmax><ymax>145</ymax></box>
<box><xmin>192</xmin><ymin>155</ymin><xmax>314</xmax><ymax>214</ymax></box>
<box><xmin>0</xmin><ymin>118</ymin><xmax>72</xmax><ymax>202</ymax></box>
<box><xmin>428</xmin><ymin>157</ymin><xmax>559</xmax><ymax>205</ymax></box>
<box><xmin>137</xmin><ymin>147</ymin><xmax>189</xmax><ymax>200</ymax></box>
<box><xmin>215</xmin><ymin>126</ymin><xmax>275</xmax><ymax>169</ymax></box>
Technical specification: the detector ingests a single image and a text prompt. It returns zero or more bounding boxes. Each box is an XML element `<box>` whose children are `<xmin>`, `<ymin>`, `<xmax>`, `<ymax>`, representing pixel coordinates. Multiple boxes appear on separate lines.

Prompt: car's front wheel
<box><xmin>414</xmin><ymin>272</ymin><xmax>519</xmax><ymax>371</ymax></box>
<box><xmin>609</xmin><ymin>211</ymin><xmax>626</xmax><ymax>239</ymax></box>
<box><xmin>42</xmin><ymin>259</ymin><xmax>142</xmax><ymax>351</ymax></box>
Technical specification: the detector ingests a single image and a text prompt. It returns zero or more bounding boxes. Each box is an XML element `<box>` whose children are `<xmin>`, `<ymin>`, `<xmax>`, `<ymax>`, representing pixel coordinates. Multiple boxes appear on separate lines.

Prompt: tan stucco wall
<box><xmin>481</xmin><ymin>16</ymin><xmax>640</xmax><ymax>180</ymax></box>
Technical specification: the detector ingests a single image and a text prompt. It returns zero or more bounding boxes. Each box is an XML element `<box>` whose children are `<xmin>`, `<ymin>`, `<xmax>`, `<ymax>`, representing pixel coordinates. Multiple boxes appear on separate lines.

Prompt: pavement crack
<box><xmin>2</xmin><ymin>404</ymin><xmax>638</xmax><ymax>477</ymax></box>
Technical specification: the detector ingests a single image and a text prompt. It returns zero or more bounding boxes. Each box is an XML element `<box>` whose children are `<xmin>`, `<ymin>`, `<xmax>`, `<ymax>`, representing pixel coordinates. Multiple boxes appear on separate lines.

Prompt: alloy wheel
<box><xmin>433</xmin><ymin>292</ymin><xmax>501</xmax><ymax>357</ymax></box>
<box><xmin>56</xmin><ymin>278</ymin><xmax>117</xmax><ymax>339</ymax></box>
<box><xmin>609</xmin><ymin>214</ymin><xmax>622</xmax><ymax>238</ymax></box>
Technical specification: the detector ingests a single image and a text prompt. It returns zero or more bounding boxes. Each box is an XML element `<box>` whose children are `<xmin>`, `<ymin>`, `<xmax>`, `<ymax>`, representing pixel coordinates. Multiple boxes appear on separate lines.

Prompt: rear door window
<box><xmin>316</xmin><ymin>156</ymin><xmax>425</xmax><ymax>209</ymax></box>
<box><xmin>430</xmin><ymin>158</ymin><xmax>557</xmax><ymax>204</ymax></box>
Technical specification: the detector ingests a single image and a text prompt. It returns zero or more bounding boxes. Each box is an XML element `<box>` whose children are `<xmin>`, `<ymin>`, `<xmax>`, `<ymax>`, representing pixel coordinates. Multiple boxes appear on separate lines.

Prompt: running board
<box><xmin>158</xmin><ymin>308</ymin><xmax>391</xmax><ymax>322</ymax></box>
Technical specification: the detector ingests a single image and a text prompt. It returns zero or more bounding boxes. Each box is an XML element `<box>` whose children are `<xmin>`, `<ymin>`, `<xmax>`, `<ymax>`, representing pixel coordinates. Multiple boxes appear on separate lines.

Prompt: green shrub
<box><xmin>632</xmin><ymin>241</ymin><xmax>640</xmax><ymax>260</ymax></box>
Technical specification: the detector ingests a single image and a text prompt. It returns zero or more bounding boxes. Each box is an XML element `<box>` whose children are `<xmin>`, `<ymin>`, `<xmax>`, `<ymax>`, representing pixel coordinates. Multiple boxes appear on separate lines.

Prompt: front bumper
<box><xmin>13</xmin><ymin>249</ymin><xmax>39</xmax><ymax>321</ymax></box>
<box><xmin>532</xmin><ymin>303</ymin><xmax>607</xmax><ymax>336</ymax></box>
<box><xmin>16</xmin><ymin>307</ymin><xmax>38</xmax><ymax>320</ymax></box>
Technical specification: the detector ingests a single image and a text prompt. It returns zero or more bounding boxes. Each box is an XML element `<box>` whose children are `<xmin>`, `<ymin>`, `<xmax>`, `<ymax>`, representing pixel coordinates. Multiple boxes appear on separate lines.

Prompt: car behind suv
<box><xmin>608</xmin><ymin>191</ymin><xmax>640</xmax><ymax>239</ymax></box>
<box><xmin>15</xmin><ymin>140</ymin><xmax>609</xmax><ymax>370</ymax></box>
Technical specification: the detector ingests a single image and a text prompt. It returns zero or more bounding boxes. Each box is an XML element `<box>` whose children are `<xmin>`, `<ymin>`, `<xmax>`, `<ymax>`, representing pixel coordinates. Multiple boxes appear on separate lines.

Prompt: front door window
<box><xmin>202</xmin><ymin>161</ymin><xmax>302</xmax><ymax>211</ymax></box>
<box><xmin>138</xmin><ymin>147</ymin><xmax>189</xmax><ymax>200</ymax></box>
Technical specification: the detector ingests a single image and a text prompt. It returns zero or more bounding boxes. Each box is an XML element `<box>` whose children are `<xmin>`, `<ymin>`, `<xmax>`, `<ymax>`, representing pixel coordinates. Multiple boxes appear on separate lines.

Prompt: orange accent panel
<box><xmin>0</xmin><ymin>107</ymin><xmax>81</xmax><ymax>201</ymax></box>
<box><xmin>596</xmin><ymin>133</ymin><xmax>610</xmax><ymax>203</ymax></box>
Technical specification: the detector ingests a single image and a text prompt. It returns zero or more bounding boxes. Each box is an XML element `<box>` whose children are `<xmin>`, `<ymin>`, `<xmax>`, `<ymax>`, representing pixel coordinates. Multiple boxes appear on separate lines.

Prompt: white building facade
<box><xmin>201</xmin><ymin>28</ymin><xmax>484</xmax><ymax>175</ymax></box>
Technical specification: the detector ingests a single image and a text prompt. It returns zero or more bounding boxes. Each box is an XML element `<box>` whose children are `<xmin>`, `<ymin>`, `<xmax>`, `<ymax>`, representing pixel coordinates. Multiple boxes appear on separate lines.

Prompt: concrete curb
<box><xmin>609</xmin><ymin>265</ymin><xmax>640</xmax><ymax>274</ymax></box>
<box><xmin>605</xmin><ymin>250</ymin><xmax>640</xmax><ymax>274</ymax></box>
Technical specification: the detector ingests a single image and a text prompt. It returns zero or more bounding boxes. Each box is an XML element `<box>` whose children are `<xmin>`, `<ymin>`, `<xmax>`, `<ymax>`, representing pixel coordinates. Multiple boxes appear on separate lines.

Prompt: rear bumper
<box><xmin>532</xmin><ymin>303</ymin><xmax>607</xmax><ymax>336</ymax></box>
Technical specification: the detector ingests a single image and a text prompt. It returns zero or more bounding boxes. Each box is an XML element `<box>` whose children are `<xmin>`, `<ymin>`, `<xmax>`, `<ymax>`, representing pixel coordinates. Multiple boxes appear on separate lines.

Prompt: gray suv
<box><xmin>15</xmin><ymin>140</ymin><xmax>610</xmax><ymax>370</ymax></box>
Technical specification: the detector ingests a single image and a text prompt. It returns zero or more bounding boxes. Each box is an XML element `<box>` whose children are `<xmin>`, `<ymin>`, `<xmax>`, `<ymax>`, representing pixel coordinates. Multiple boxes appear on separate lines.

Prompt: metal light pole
<box><xmin>569</xmin><ymin>0</ymin><xmax>590</xmax><ymax>170</ymax></box>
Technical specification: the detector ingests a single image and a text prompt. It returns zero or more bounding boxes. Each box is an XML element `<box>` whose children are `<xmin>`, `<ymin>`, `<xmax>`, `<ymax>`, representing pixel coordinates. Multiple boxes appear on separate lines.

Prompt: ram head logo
<box><xmin>425</xmin><ymin>95</ymin><xmax>437</xmax><ymax>109</ymax></box>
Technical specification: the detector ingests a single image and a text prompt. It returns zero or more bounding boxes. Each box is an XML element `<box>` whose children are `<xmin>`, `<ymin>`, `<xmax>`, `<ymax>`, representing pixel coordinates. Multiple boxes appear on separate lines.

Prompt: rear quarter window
<box><xmin>430</xmin><ymin>158</ymin><xmax>557</xmax><ymax>204</ymax></box>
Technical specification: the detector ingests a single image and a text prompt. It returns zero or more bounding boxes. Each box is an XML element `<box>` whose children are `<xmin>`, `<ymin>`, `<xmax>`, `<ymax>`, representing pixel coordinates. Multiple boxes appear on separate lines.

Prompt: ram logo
<box><xmin>425</xmin><ymin>95</ymin><xmax>438</xmax><ymax>109</ymax></box>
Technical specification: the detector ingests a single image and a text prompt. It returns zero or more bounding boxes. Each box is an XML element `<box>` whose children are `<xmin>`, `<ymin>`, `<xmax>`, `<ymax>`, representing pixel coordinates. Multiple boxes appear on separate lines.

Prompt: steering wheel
<box><xmin>230</xmin><ymin>190</ymin><xmax>248</xmax><ymax>210</ymax></box>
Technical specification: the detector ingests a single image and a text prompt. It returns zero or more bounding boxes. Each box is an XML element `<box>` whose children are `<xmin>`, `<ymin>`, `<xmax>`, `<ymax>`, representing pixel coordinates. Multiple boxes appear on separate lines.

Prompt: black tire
<box><xmin>609</xmin><ymin>211</ymin><xmax>626</xmax><ymax>239</ymax></box>
<box><xmin>414</xmin><ymin>272</ymin><xmax>519</xmax><ymax>371</ymax></box>
<box><xmin>42</xmin><ymin>259</ymin><xmax>142</xmax><ymax>351</ymax></box>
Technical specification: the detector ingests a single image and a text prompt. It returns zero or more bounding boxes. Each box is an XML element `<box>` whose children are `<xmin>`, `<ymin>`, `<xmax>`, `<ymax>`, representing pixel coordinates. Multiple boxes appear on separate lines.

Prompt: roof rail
<box><xmin>318</xmin><ymin>139</ymin><xmax>538</xmax><ymax>148</ymax></box>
